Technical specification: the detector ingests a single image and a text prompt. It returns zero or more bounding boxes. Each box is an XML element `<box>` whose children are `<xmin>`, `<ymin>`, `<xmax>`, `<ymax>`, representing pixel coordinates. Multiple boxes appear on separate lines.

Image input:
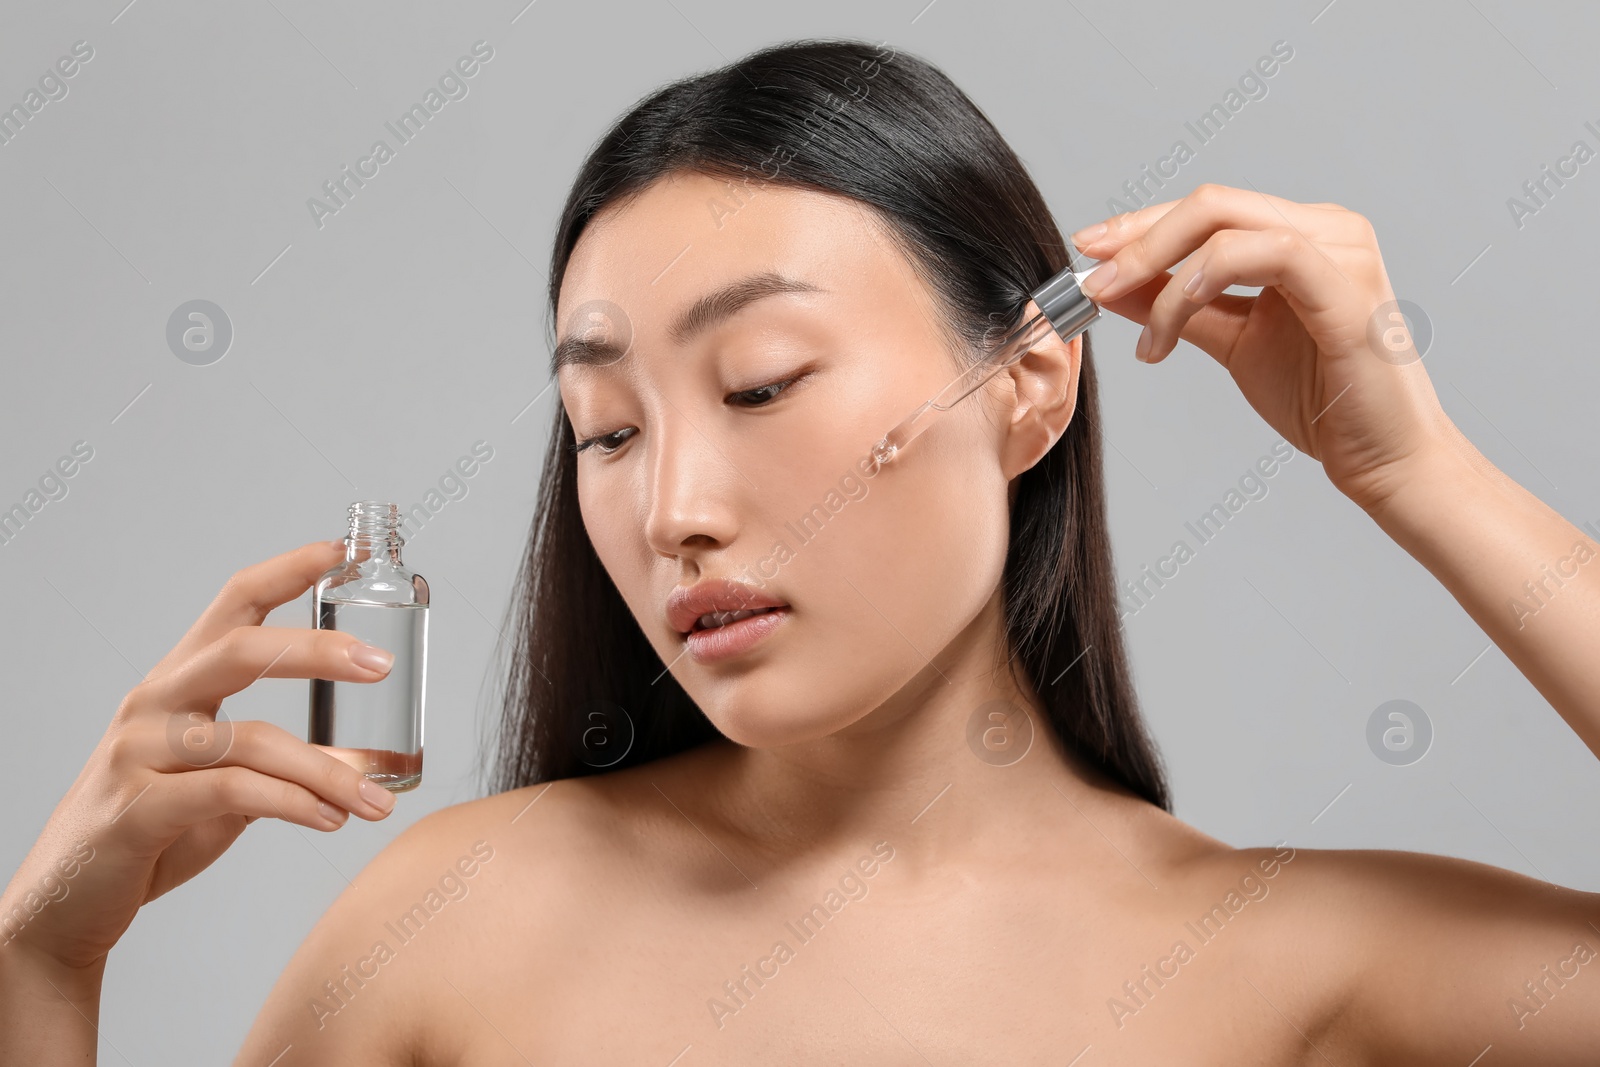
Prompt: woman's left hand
<box><xmin>1073</xmin><ymin>183</ymin><xmax>1460</xmax><ymax>514</ymax></box>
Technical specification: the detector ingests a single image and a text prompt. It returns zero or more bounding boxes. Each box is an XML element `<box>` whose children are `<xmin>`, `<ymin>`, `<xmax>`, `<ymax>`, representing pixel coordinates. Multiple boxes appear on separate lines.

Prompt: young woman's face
<box><xmin>555</xmin><ymin>171</ymin><xmax>1069</xmax><ymax>747</ymax></box>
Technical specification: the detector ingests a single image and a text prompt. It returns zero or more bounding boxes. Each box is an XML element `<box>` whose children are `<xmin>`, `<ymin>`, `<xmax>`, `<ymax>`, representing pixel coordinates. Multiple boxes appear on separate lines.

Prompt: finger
<box><xmin>1074</xmin><ymin>184</ymin><xmax>1368</xmax><ymax>302</ymax></box>
<box><xmin>136</xmin><ymin>625</ymin><xmax>393</xmax><ymax>715</ymax></box>
<box><xmin>1141</xmin><ymin>227</ymin><xmax>1351</xmax><ymax>367</ymax></box>
<box><xmin>1135</xmin><ymin>249</ymin><xmax>1214</xmax><ymax>365</ymax></box>
<box><xmin>127</xmin><ymin>718</ymin><xmax>397</xmax><ymax>821</ymax></box>
<box><xmin>148</xmin><ymin>541</ymin><xmax>347</xmax><ymax>681</ymax></box>
<box><xmin>1071</xmin><ymin>199</ymin><xmax>1180</xmax><ymax>255</ymax></box>
<box><xmin>140</xmin><ymin>765</ymin><xmax>355</xmax><ymax>835</ymax></box>
<box><xmin>1073</xmin><ymin>185</ymin><xmax>1358</xmax><ymax>257</ymax></box>
<box><xmin>1092</xmin><ymin>268</ymin><xmax>1255</xmax><ymax>357</ymax></box>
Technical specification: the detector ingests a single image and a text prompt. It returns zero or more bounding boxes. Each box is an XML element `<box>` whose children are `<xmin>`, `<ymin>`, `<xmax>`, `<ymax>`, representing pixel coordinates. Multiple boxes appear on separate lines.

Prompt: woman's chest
<box><xmin>420</xmin><ymin>886</ymin><xmax>1330</xmax><ymax>1066</ymax></box>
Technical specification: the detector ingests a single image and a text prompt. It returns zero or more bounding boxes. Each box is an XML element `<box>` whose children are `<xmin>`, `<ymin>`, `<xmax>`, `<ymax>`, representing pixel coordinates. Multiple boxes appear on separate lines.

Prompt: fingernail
<box><xmin>1071</xmin><ymin>222</ymin><xmax>1107</xmax><ymax>249</ymax></box>
<box><xmin>318</xmin><ymin>801</ymin><xmax>346</xmax><ymax>825</ymax></box>
<box><xmin>1081</xmin><ymin>259</ymin><xmax>1117</xmax><ymax>300</ymax></box>
<box><xmin>1135</xmin><ymin>326</ymin><xmax>1153</xmax><ymax>362</ymax></box>
<box><xmin>349</xmin><ymin>643</ymin><xmax>394</xmax><ymax>673</ymax></box>
<box><xmin>360</xmin><ymin>779</ymin><xmax>396</xmax><ymax>814</ymax></box>
<box><xmin>1183</xmin><ymin>270</ymin><xmax>1204</xmax><ymax>296</ymax></box>
<box><xmin>327</xmin><ymin>538</ymin><xmax>346</xmax><ymax>551</ymax></box>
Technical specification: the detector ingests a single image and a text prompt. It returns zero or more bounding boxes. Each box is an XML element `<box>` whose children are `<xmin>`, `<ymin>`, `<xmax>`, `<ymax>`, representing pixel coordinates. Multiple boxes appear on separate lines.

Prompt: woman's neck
<box><xmin>709</xmin><ymin>587</ymin><xmax>1112</xmax><ymax>873</ymax></box>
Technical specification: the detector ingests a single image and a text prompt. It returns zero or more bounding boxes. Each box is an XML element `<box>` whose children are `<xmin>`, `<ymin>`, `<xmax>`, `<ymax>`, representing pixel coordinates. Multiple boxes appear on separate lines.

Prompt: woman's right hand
<box><xmin>1</xmin><ymin>540</ymin><xmax>400</xmax><ymax>975</ymax></box>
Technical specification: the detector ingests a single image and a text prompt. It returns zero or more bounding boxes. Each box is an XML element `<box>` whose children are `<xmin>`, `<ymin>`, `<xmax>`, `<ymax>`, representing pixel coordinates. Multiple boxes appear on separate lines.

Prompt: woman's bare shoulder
<box><xmin>232</xmin><ymin>751</ymin><xmax>717</xmax><ymax>1066</ymax></box>
<box><xmin>1080</xmin><ymin>771</ymin><xmax>1600</xmax><ymax>1063</ymax></box>
<box><xmin>1161</xmin><ymin>840</ymin><xmax>1600</xmax><ymax>1064</ymax></box>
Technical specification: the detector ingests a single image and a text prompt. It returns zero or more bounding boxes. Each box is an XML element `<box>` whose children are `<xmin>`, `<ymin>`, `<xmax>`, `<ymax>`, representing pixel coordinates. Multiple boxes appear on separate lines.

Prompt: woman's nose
<box><xmin>641</xmin><ymin>415</ymin><xmax>743</xmax><ymax>559</ymax></box>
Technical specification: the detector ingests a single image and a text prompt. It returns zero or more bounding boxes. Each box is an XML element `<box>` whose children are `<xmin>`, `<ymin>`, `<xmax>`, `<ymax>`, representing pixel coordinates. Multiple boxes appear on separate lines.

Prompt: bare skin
<box><xmin>6</xmin><ymin>174</ymin><xmax>1600</xmax><ymax>1065</ymax></box>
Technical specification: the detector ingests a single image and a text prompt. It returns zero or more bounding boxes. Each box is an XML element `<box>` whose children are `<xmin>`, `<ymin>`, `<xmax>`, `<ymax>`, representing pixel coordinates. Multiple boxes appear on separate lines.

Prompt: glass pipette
<box><xmin>866</xmin><ymin>261</ymin><xmax>1104</xmax><ymax>472</ymax></box>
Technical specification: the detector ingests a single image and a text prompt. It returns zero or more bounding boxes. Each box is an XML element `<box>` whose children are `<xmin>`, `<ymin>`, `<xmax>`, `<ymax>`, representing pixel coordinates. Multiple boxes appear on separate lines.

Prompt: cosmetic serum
<box><xmin>309</xmin><ymin>501</ymin><xmax>428</xmax><ymax>792</ymax></box>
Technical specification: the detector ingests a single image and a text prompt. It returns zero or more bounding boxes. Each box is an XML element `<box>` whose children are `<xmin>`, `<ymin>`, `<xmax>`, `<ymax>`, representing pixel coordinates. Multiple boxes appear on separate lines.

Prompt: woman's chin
<box><xmin>708</xmin><ymin>702</ymin><xmax>865</xmax><ymax>750</ymax></box>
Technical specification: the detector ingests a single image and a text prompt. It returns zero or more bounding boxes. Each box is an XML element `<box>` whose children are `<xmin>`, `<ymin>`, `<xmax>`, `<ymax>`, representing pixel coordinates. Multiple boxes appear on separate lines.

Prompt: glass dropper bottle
<box><xmin>308</xmin><ymin>501</ymin><xmax>429</xmax><ymax>792</ymax></box>
<box><xmin>866</xmin><ymin>261</ymin><xmax>1103</xmax><ymax>473</ymax></box>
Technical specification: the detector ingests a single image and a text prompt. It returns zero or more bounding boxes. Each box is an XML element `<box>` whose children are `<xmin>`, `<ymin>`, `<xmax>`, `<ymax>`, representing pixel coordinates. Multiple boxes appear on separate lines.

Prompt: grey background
<box><xmin>2</xmin><ymin>0</ymin><xmax>1596</xmax><ymax>1060</ymax></box>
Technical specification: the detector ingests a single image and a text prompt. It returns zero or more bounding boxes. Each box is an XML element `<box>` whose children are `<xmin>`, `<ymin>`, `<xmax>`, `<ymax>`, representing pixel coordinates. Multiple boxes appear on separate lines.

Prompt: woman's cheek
<box><xmin>579</xmin><ymin>482</ymin><xmax>650</xmax><ymax>608</ymax></box>
<box><xmin>792</xmin><ymin>462</ymin><xmax>971</xmax><ymax>648</ymax></box>
<box><xmin>867</xmin><ymin>454</ymin><xmax>1008</xmax><ymax>646</ymax></box>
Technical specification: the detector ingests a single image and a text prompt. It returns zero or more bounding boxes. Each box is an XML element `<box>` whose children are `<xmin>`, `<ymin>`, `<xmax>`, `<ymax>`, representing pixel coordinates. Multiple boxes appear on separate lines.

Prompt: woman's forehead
<box><xmin>556</xmin><ymin>174</ymin><xmax>921</xmax><ymax>337</ymax></box>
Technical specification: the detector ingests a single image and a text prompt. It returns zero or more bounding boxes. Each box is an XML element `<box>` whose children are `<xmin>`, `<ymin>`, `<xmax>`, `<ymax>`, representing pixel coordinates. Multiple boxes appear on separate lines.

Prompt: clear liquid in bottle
<box><xmin>309</xmin><ymin>501</ymin><xmax>428</xmax><ymax>792</ymax></box>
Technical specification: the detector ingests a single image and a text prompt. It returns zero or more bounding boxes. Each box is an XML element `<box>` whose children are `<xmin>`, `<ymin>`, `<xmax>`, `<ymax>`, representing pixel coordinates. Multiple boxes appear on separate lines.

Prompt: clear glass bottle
<box><xmin>309</xmin><ymin>501</ymin><xmax>428</xmax><ymax>792</ymax></box>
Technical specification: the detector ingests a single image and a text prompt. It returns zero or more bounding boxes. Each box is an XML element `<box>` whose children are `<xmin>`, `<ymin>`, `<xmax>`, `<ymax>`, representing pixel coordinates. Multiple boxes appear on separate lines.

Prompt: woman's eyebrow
<box><xmin>667</xmin><ymin>271</ymin><xmax>823</xmax><ymax>346</ymax></box>
<box><xmin>551</xmin><ymin>271</ymin><xmax>823</xmax><ymax>372</ymax></box>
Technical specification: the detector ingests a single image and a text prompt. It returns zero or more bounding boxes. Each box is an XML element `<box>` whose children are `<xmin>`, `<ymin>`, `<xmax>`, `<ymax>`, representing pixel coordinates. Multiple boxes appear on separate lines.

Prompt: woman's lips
<box><xmin>685</xmin><ymin>606</ymin><xmax>790</xmax><ymax>664</ymax></box>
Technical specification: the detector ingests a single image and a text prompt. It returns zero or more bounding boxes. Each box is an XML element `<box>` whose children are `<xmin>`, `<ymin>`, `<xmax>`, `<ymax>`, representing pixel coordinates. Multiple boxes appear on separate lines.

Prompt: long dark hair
<box><xmin>489</xmin><ymin>37</ymin><xmax>1171</xmax><ymax>811</ymax></box>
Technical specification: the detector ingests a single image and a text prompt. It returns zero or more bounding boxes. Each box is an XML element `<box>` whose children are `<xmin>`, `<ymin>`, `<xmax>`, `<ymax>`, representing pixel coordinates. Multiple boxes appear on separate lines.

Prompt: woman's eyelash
<box><xmin>572</xmin><ymin>371</ymin><xmax>809</xmax><ymax>455</ymax></box>
<box><xmin>727</xmin><ymin>374</ymin><xmax>800</xmax><ymax>406</ymax></box>
<box><xmin>571</xmin><ymin>428</ymin><xmax>635</xmax><ymax>454</ymax></box>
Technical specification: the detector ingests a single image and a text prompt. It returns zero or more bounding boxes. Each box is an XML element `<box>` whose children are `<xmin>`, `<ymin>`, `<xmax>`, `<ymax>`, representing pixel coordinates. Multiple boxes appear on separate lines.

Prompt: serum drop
<box><xmin>310</xmin><ymin>501</ymin><xmax>428</xmax><ymax>792</ymax></box>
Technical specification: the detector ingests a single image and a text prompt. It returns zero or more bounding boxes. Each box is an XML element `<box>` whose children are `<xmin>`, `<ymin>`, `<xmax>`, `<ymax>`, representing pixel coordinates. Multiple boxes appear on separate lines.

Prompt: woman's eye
<box><xmin>573</xmin><ymin>427</ymin><xmax>636</xmax><ymax>455</ymax></box>
<box><xmin>574</xmin><ymin>373</ymin><xmax>807</xmax><ymax>455</ymax></box>
<box><xmin>728</xmin><ymin>374</ymin><xmax>802</xmax><ymax>407</ymax></box>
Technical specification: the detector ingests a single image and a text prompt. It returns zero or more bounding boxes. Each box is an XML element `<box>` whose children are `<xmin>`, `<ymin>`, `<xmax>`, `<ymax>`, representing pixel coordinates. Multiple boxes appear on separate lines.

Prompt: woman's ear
<box><xmin>998</xmin><ymin>299</ymin><xmax>1081</xmax><ymax>480</ymax></box>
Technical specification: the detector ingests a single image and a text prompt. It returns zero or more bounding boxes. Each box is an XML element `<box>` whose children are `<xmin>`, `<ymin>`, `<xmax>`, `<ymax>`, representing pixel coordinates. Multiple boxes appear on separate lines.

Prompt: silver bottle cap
<box><xmin>1030</xmin><ymin>263</ymin><xmax>1103</xmax><ymax>342</ymax></box>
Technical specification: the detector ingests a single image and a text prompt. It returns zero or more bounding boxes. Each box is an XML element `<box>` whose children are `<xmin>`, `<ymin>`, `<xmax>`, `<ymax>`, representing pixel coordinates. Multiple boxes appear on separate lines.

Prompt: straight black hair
<box><xmin>489</xmin><ymin>37</ymin><xmax>1171</xmax><ymax>812</ymax></box>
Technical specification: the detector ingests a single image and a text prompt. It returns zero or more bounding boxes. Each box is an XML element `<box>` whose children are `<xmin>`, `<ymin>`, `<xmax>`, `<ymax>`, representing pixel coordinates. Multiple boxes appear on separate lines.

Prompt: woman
<box><xmin>5</xmin><ymin>37</ymin><xmax>1599</xmax><ymax>1064</ymax></box>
